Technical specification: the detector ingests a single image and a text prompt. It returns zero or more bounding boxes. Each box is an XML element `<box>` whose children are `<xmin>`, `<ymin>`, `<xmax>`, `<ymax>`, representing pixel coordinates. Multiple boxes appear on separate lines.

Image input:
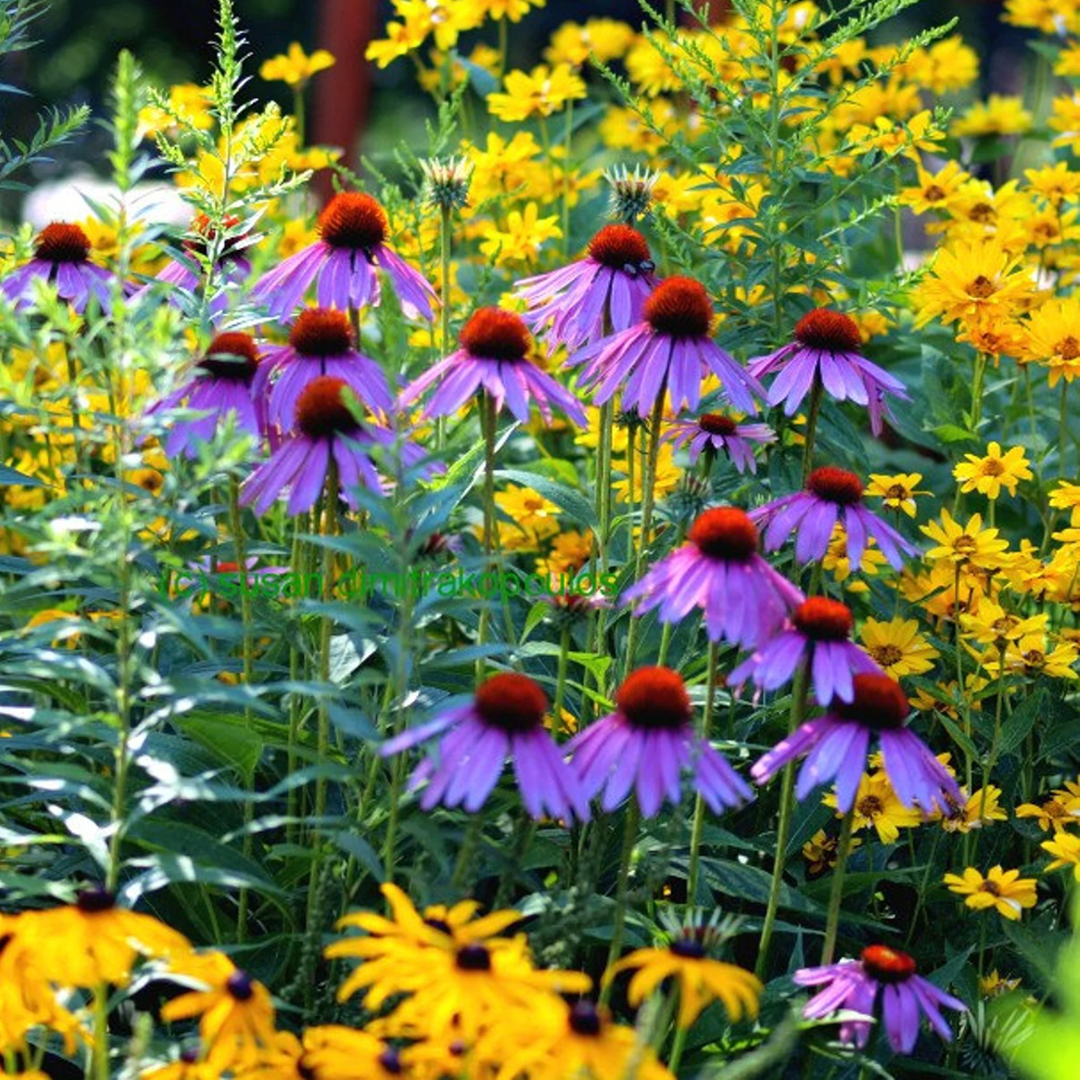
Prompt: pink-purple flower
<box><xmin>1</xmin><ymin>222</ymin><xmax>123</xmax><ymax>312</ymax></box>
<box><xmin>248</xmin><ymin>191</ymin><xmax>437</xmax><ymax>320</ymax></box>
<box><xmin>729</xmin><ymin>596</ymin><xmax>881</xmax><ymax>705</ymax></box>
<box><xmin>750</xmin><ymin>673</ymin><xmax>963</xmax><ymax>813</ymax></box>
<box><xmin>252</xmin><ymin>307</ymin><xmax>393</xmax><ymax>431</ymax></box>
<box><xmin>663</xmin><ymin>412</ymin><xmax>776</xmax><ymax>474</ymax></box>
<box><xmin>567</xmin><ymin>666</ymin><xmax>752</xmax><ymax>818</ymax></box>
<box><xmin>622</xmin><ymin>507</ymin><xmax>803</xmax><ymax>649</ymax></box>
<box><xmin>398</xmin><ymin>307</ymin><xmax>586</xmax><ymax>426</ymax></box>
<box><xmin>749</xmin><ymin>466</ymin><xmax>918</xmax><ymax>569</ymax></box>
<box><xmin>380</xmin><ymin>672</ymin><xmax>590</xmax><ymax>822</ymax></box>
<box><xmin>747</xmin><ymin>309</ymin><xmax>908</xmax><ymax>436</ymax></box>
<box><xmin>575</xmin><ymin>276</ymin><xmax>764</xmax><ymax>417</ymax></box>
<box><xmin>148</xmin><ymin>331</ymin><xmax>262</xmax><ymax>458</ymax></box>
<box><xmin>240</xmin><ymin>375</ymin><xmax>399</xmax><ymax>516</ymax></box>
<box><xmin>795</xmin><ymin>944</ymin><xmax>966</xmax><ymax>1054</ymax></box>
<box><xmin>514</xmin><ymin>224</ymin><xmax>657</xmax><ymax>351</ymax></box>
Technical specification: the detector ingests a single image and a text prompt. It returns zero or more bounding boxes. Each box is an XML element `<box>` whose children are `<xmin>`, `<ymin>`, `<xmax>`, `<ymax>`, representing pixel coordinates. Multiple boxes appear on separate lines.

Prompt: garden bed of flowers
<box><xmin>3</xmin><ymin>0</ymin><xmax>1080</xmax><ymax>1077</ymax></box>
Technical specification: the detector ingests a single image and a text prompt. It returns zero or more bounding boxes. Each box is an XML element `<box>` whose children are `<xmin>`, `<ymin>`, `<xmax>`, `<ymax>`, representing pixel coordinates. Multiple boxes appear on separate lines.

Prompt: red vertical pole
<box><xmin>311</xmin><ymin>0</ymin><xmax>379</xmax><ymax>204</ymax></box>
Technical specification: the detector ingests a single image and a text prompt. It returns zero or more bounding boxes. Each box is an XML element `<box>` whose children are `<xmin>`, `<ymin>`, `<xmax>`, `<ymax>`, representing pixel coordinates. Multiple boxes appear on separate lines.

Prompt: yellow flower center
<box><xmin>869</xmin><ymin>644</ymin><xmax>903</xmax><ymax>668</ymax></box>
<box><xmin>968</xmin><ymin>275</ymin><xmax>996</xmax><ymax>299</ymax></box>
<box><xmin>1058</xmin><ymin>336</ymin><xmax>1080</xmax><ymax>361</ymax></box>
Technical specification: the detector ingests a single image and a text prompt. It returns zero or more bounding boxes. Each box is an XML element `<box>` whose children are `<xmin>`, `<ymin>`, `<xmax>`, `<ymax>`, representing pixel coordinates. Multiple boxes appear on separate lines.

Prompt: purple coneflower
<box><xmin>253</xmin><ymin>307</ymin><xmax>393</xmax><ymax>431</ymax></box>
<box><xmin>248</xmin><ymin>191</ymin><xmax>437</xmax><ymax>320</ymax></box>
<box><xmin>751</xmin><ymin>673</ymin><xmax>963</xmax><ymax>813</ymax></box>
<box><xmin>750</xmin><ymin>466</ymin><xmax>917</xmax><ymax>569</ymax></box>
<box><xmin>240</xmin><ymin>375</ymin><xmax>397</xmax><ymax>516</ymax></box>
<box><xmin>622</xmin><ymin>507</ymin><xmax>803</xmax><ymax>649</ymax></box>
<box><xmin>133</xmin><ymin>213</ymin><xmax>251</xmax><ymax>313</ymax></box>
<box><xmin>747</xmin><ymin>309</ymin><xmax>908</xmax><ymax>436</ymax></box>
<box><xmin>795</xmin><ymin>944</ymin><xmax>965</xmax><ymax>1054</ymax></box>
<box><xmin>398</xmin><ymin>307</ymin><xmax>587</xmax><ymax>426</ymax></box>
<box><xmin>514</xmin><ymin>224</ymin><xmax>658</xmax><ymax>351</ymax></box>
<box><xmin>149</xmin><ymin>332</ymin><xmax>261</xmax><ymax>458</ymax></box>
<box><xmin>663</xmin><ymin>412</ymin><xmax>775</xmax><ymax>474</ymax></box>
<box><xmin>1</xmin><ymin>222</ymin><xmax>121</xmax><ymax>312</ymax></box>
<box><xmin>567</xmin><ymin>667</ymin><xmax>752</xmax><ymax>818</ymax></box>
<box><xmin>575</xmin><ymin>276</ymin><xmax>763</xmax><ymax>417</ymax></box>
<box><xmin>729</xmin><ymin>596</ymin><xmax>881</xmax><ymax>705</ymax></box>
<box><xmin>380</xmin><ymin>672</ymin><xmax>590</xmax><ymax>822</ymax></box>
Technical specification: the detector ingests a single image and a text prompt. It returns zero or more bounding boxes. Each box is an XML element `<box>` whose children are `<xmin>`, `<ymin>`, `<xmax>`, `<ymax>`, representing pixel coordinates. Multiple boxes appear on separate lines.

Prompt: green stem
<box><xmin>1060</xmin><ymin>379</ymin><xmax>1069</xmax><ymax>479</ymax></box>
<box><xmin>755</xmin><ymin>661</ymin><xmax>810</xmax><ymax>980</ymax></box>
<box><xmin>286</xmin><ymin>510</ymin><xmax>307</xmax><ymax>845</ymax></box>
<box><xmin>437</xmin><ymin>204</ymin><xmax>452</xmax><ymax>453</ymax></box>
<box><xmin>553</xmin><ymin>624</ymin><xmax>571</xmax><ymax>725</ymax></box>
<box><xmin>561</xmin><ymin>98</ymin><xmax>573</xmax><ymax>258</ymax></box>
<box><xmin>293</xmin><ymin>86</ymin><xmax>305</xmax><ymax>146</ymax></box>
<box><xmin>687</xmin><ymin>641</ymin><xmax>720</xmax><ymax>905</ymax></box>
<box><xmin>476</xmin><ymin>392</ymin><xmax>498</xmax><ymax>681</ymax></box>
<box><xmin>821</xmin><ymin>808</ymin><xmax>855</xmax><ymax>965</ymax></box>
<box><xmin>600</xmin><ymin>803</ymin><xmax>640</xmax><ymax>1002</ymax></box>
<box><xmin>801</xmin><ymin>375</ymin><xmax>824</xmax><ymax>483</ymax></box>
<box><xmin>970</xmin><ymin>351</ymin><xmax>987</xmax><ymax>434</ymax></box>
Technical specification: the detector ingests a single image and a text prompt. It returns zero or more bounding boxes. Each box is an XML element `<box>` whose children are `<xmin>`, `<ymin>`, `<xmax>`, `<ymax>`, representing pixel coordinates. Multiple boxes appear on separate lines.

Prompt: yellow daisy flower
<box><xmin>859</xmin><ymin>617</ymin><xmax>940</xmax><ymax>678</ymax></box>
<box><xmin>943</xmin><ymin>866</ymin><xmax>1038</xmax><ymax>919</ymax></box>
<box><xmin>865</xmin><ymin>473</ymin><xmax>927</xmax><ymax>518</ymax></box>
<box><xmin>951</xmin><ymin>95</ymin><xmax>1033</xmax><ymax>138</ymax></box>
<box><xmin>259</xmin><ymin>42</ymin><xmax>335</xmax><ymax>89</ymax></box>
<box><xmin>824</xmin><ymin>770</ymin><xmax>922</xmax><ymax>843</ymax></box>
<box><xmin>953</xmin><ymin>442</ymin><xmax>1032</xmax><ymax>499</ymax></box>
<box><xmin>1041</xmin><ymin>830</ymin><xmax>1080</xmax><ymax>880</ymax></box>
<box><xmin>1016</xmin><ymin>792</ymin><xmax>1080</xmax><ymax>832</ymax></box>
<box><xmin>1022</xmin><ymin>297</ymin><xmax>1080</xmax><ymax>386</ymax></box>
<box><xmin>487</xmin><ymin>64</ymin><xmax>586</xmax><ymax>121</ymax></box>
<box><xmin>920</xmin><ymin>509</ymin><xmax>1009</xmax><ymax>570</ymax></box>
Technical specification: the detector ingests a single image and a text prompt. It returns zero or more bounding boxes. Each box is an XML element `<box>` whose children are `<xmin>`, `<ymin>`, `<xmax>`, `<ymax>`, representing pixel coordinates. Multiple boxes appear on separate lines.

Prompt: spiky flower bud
<box><xmin>419</xmin><ymin>155</ymin><xmax>474</xmax><ymax>213</ymax></box>
<box><xmin>603</xmin><ymin>163</ymin><xmax>660</xmax><ymax>224</ymax></box>
<box><xmin>662</xmin><ymin>474</ymin><xmax>713</xmax><ymax>527</ymax></box>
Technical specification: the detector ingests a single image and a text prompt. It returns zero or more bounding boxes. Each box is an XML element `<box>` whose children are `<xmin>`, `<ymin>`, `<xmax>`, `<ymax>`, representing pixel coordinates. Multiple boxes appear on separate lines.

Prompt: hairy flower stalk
<box><xmin>756</xmin><ymin>661</ymin><xmax>810</xmax><ymax>980</ymax></box>
<box><xmin>686</xmin><ymin>640</ymin><xmax>720</xmax><ymax>905</ymax></box>
<box><xmin>476</xmin><ymin>391</ymin><xmax>499</xmax><ymax>681</ymax></box>
<box><xmin>821</xmin><ymin>807</ymin><xmax>856</xmax><ymax>965</ymax></box>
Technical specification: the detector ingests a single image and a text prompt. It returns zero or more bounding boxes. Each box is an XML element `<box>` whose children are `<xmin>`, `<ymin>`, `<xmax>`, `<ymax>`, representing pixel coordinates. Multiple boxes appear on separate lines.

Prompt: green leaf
<box><xmin>494</xmin><ymin>468</ymin><xmax>598</xmax><ymax>530</ymax></box>
<box><xmin>175</xmin><ymin>714</ymin><xmax>264</xmax><ymax>784</ymax></box>
<box><xmin>0</xmin><ymin>463</ymin><xmax>44</xmax><ymax>487</ymax></box>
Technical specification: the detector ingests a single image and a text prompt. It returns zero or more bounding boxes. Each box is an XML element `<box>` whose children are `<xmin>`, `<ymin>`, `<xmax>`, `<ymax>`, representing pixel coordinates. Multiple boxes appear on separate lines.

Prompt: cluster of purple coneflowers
<box><xmin>2</xmin><ymin>192</ymin><xmax>964</xmax><ymax>1054</ymax></box>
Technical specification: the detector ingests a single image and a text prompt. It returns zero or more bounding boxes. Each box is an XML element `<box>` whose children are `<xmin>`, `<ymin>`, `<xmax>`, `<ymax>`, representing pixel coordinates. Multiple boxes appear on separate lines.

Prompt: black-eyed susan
<box><xmin>937</xmin><ymin>786</ymin><xmax>1007</xmax><ymax>832</ymax></box>
<box><xmin>159</xmin><ymin>951</ymin><xmax>277</xmax><ymax>1071</ymax></box>
<box><xmin>921</xmin><ymin>509</ymin><xmax>1010</xmax><ymax>570</ymax></box>
<box><xmin>24</xmin><ymin>887</ymin><xmax>190</xmax><ymax>988</ymax></box>
<box><xmin>953</xmin><ymin>442</ymin><xmax>1033</xmax><ymax>500</ymax></box>
<box><xmin>477</xmin><ymin>998</ymin><xmax>674</xmax><ymax>1080</ymax></box>
<box><xmin>298</xmin><ymin>1026</ymin><xmax>415</xmax><ymax>1080</ymax></box>
<box><xmin>141</xmin><ymin>1048</ymin><xmax>218</xmax><ymax>1080</ymax></box>
<box><xmin>859</xmin><ymin>617</ymin><xmax>940</xmax><ymax>678</ymax></box>
<box><xmin>802</xmin><ymin>828</ymin><xmax>862</xmax><ymax>874</ymax></box>
<box><xmin>1017</xmin><ymin>789</ymin><xmax>1080</xmax><ymax>831</ymax></box>
<box><xmin>603</xmin><ymin>919</ymin><xmax>761</xmax><ymax>1028</ymax></box>
<box><xmin>943</xmin><ymin>866</ymin><xmax>1038</xmax><ymax>919</ymax></box>
<box><xmin>1041</xmin><ymin>830</ymin><xmax>1080</xmax><ymax>880</ymax></box>
<box><xmin>866</xmin><ymin>473</ymin><xmax>928</xmax><ymax>517</ymax></box>
<box><xmin>824</xmin><ymin>769</ymin><xmax>922</xmax><ymax>843</ymax></box>
<box><xmin>960</xmin><ymin>598</ymin><xmax>1048</xmax><ymax>648</ymax></box>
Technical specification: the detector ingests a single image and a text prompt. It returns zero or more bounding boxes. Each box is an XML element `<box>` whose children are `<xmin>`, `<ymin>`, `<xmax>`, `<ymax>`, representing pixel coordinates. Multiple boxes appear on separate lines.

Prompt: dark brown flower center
<box><xmin>587</xmin><ymin>224</ymin><xmax>653</xmax><ymax>274</ymax></box>
<box><xmin>924</xmin><ymin>184</ymin><xmax>946</xmax><ymax>202</ymax></box>
<box><xmin>860</xmin><ymin>944</ymin><xmax>916</xmax><ymax>983</ymax></box>
<box><xmin>793</xmin><ymin>597</ymin><xmax>854</xmax><ymax>641</ymax></box>
<box><xmin>968</xmin><ymin>275</ymin><xmax>996</xmax><ymax>299</ymax></box>
<box><xmin>318</xmin><ymin>192</ymin><xmax>388</xmax><ymax>250</ymax></box>
<box><xmin>456</xmin><ymin>944</ymin><xmax>492</xmax><ymax>971</ymax></box>
<box><xmin>857</xmin><ymin>795</ymin><xmax>883</xmax><ymax>817</ymax></box>
<box><xmin>643</xmin><ymin>276</ymin><xmax>713</xmax><ymax>338</ymax></box>
<box><xmin>794</xmin><ymin>309</ymin><xmax>862</xmax><ymax>353</ymax></box>
<box><xmin>226</xmin><ymin>971</ymin><xmax>255</xmax><ymax>1001</ymax></box>
<box><xmin>35</xmin><ymin>222</ymin><xmax>91</xmax><ymax>263</ymax></box>
<box><xmin>688</xmin><ymin>507</ymin><xmax>759</xmax><ymax>561</ymax></box>
<box><xmin>289</xmin><ymin>308</ymin><xmax>354</xmax><ymax>357</ymax></box>
<box><xmin>459</xmin><ymin>307</ymin><xmax>532</xmax><ymax>361</ymax></box>
<box><xmin>1059</xmin><ymin>336</ymin><xmax>1080</xmax><ymax>361</ymax></box>
<box><xmin>699</xmin><ymin>412</ymin><xmax>737</xmax><ymax>436</ymax></box>
<box><xmin>806</xmin><ymin>466</ymin><xmax>864</xmax><ymax>506</ymax></box>
<box><xmin>294</xmin><ymin>376</ymin><xmax>362</xmax><ymax>439</ymax></box>
<box><xmin>75</xmin><ymin>886</ymin><xmax>116</xmax><ymax>913</ymax></box>
<box><xmin>198</xmin><ymin>332</ymin><xmax>261</xmax><ymax>382</ymax></box>
<box><xmin>834</xmin><ymin>674</ymin><xmax>909</xmax><ymax>730</ymax></box>
<box><xmin>670</xmin><ymin>938</ymin><xmax>706</xmax><ymax>959</ymax></box>
<box><xmin>615</xmin><ymin>666</ymin><xmax>692</xmax><ymax>731</ymax></box>
<box><xmin>377</xmin><ymin>1047</ymin><xmax>403</xmax><ymax>1075</ymax></box>
<box><xmin>473</xmin><ymin>672</ymin><xmax>547</xmax><ymax>733</ymax></box>
<box><xmin>568</xmin><ymin>1001</ymin><xmax>602</xmax><ymax>1036</ymax></box>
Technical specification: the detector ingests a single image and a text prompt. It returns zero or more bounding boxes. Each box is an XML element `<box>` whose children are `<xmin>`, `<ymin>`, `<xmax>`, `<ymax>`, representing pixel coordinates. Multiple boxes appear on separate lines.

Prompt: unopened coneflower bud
<box><xmin>419</xmin><ymin>155</ymin><xmax>474</xmax><ymax>213</ymax></box>
<box><xmin>603</xmin><ymin>163</ymin><xmax>660</xmax><ymax>224</ymax></box>
<box><xmin>663</xmin><ymin>474</ymin><xmax>712</xmax><ymax>526</ymax></box>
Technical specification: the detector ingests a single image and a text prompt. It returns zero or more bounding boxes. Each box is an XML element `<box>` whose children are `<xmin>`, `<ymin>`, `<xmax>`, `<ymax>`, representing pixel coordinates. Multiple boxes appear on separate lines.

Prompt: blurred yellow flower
<box><xmin>951</xmin><ymin>95</ymin><xmax>1033</xmax><ymax>138</ymax></box>
<box><xmin>260</xmin><ymin>42</ymin><xmax>335</xmax><ymax>89</ymax></box>
<box><xmin>479</xmin><ymin>203</ymin><xmax>562</xmax><ymax>265</ymax></box>
<box><xmin>865</xmin><ymin>473</ymin><xmax>926</xmax><ymax>518</ymax></box>
<box><xmin>488</xmin><ymin>64</ymin><xmax>586</xmax><ymax>121</ymax></box>
<box><xmin>943</xmin><ymin>866</ymin><xmax>1037</xmax><ymax>920</ymax></box>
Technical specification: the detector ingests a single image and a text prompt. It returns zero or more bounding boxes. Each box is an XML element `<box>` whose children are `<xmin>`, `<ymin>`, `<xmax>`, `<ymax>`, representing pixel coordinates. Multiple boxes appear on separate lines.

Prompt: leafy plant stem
<box><xmin>821</xmin><ymin>807</ymin><xmax>855</xmax><ymax>965</ymax></box>
<box><xmin>687</xmin><ymin>640</ymin><xmax>720</xmax><ymax>906</ymax></box>
<box><xmin>600</xmin><ymin>802</ymin><xmax>641</xmax><ymax>1002</ymax></box>
<box><xmin>756</xmin><ymin>660</ymin><xmax>810</xmax><ymax>979</ymax></box>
